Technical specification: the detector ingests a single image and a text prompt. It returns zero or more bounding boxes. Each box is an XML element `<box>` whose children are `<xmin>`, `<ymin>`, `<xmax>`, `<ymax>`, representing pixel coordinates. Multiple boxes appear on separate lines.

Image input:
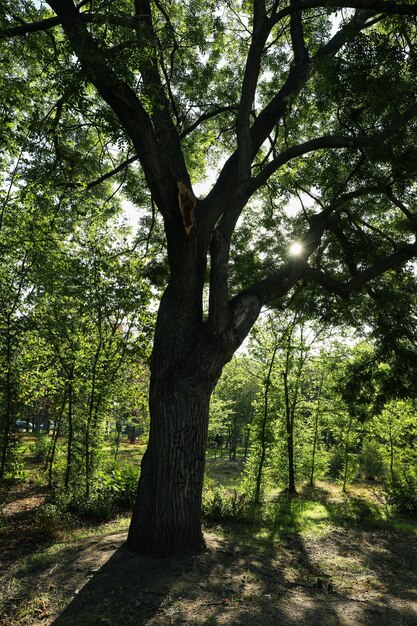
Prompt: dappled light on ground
<box><xmin>1</xmin><ymin>481</ymin><xmax>416</xmax><ymax>625</ymax></box>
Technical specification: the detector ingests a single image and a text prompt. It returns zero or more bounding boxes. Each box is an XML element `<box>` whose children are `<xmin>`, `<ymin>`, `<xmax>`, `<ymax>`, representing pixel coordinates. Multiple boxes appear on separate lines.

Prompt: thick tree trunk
<box><xmin>127</xmin><ymin>375</ymin><xmax>212</xmax><ymax>554</ymax></box>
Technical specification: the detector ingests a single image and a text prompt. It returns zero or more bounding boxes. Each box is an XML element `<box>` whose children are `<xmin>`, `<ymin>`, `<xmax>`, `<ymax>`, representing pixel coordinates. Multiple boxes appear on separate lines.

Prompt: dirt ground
<box><xmin>1</xmin><ymin>485</ymin><xmax>416</xmax><ymax>626</ymax></box>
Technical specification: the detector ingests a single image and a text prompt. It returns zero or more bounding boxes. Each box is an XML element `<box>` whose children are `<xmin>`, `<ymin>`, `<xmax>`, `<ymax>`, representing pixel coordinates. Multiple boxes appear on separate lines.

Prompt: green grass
<box><xmin>267</xmin><ymin>497</ymin><xmax>331</xmax><ymax>535</ymax></box>
<box><xmin>64</xmin><ymin>514</ymin><xmax>131</xmax><ymax>541</ymax></box>
<box><xmin>205</xmin><ymin>456</ymin><xmax>245</xmax><ymax>490</ymax></box>
<box><xmin>101</xmin><ymin>440</ymin><xmax>147</xmax><ymax>466</ymax></box>
<box><xmin>389</xmin><ymin>517</ymin><xmax>417</xmax><ymax>534</ymax></box>
<box><xmin>15</xmin><ymin>436</ymin><xmax>417</xmax><ymax>539</ymax></box>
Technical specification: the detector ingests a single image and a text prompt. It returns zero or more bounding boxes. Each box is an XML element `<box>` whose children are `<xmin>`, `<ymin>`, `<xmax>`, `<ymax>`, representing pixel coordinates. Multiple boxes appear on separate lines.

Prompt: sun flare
<box><xmin>289</xmin><ymin>241</ymin><xmax>303</xmax><ymax>256</ymax></box>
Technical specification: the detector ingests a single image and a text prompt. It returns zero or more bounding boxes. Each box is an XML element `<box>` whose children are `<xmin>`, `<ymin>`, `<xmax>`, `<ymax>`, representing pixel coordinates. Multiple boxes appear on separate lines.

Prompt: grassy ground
<box><xmin>0</xmin><ymin>437</ymin><xmax>416</xmax><ymax>625</ymax></box>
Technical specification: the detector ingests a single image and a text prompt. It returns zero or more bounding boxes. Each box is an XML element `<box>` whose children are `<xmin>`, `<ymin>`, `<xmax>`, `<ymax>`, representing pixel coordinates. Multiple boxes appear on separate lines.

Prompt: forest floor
<box><xmin>1</xmin><ymin>476</ymin><xmax>417</xmax><ymax>626</ymax></box>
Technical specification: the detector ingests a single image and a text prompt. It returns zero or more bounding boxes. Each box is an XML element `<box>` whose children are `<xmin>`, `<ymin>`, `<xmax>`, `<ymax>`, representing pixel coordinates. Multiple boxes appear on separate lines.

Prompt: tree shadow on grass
<box><xmin>212</xmin><ymin>489</ymin><xmax>417</xmax><ymax>626</ymax></box>
<box><xmin>46</xmin><ymin>507</ymin><xmax>417</xmax><ymax>626</ymax></box>
<box><xmin>211</xmin><ymin>494</ymin><xmax>346</xmax><ymax>625</ymax></box>
<box><xmin>51</xmin><ymin>543</ymin><xmax>196</xmax><ymax>626</ymax></box>
<box><xmin>4</xmin><ymin>483</ymin><xmax>415</xmax><ymax>626</ymax></box>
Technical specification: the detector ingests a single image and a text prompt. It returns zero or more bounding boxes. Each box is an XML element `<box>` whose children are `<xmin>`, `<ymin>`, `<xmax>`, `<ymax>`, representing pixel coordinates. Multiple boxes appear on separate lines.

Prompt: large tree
<box><xmin>2</xmin><ymin>0</ymin><xmax>417</xmax><ymax>554</ymax></box>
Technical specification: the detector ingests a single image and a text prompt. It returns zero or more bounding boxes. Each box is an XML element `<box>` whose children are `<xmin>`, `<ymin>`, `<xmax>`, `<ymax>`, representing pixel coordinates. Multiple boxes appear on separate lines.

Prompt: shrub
<box><xmin>360</xmin><ymin>440</ymin><xmax>384</xmax><ymax>480</ymax></box>
<box><xmin>386</xmin><ymin>467</ymin><xmax>417</xmax><ymax>516</ymax></box>
<box><xmin>44</xmin><ymin>463</ymin><xmax>140</xmax><ymax>522</ymax></box>
<box><xmin>34</xmin><ymin>502</ymin><xmax>73</xmax><ymax>536</ymax></box>
<box><xmin>96</xmin><ymin>463</ymin><xmax>139</xmax><ymax>509</ymax></box>
<box><xmin>328</xmin><ymin>447</ymin><xmax>344</xmax><ymax>478</ymax></box>
<box><xmin>33</xmin><ymin>434</ymin><xmax>50</xmax><ymax>463</ymax></box>
<box><xmin>77</xmin><ymin>464</ymin><xmax>139</xmax><ymax>520</ymax></box>
<box><xmin>202</xmin><ymin>477</ymin><xmax>248</xmax><ymax>521</ymax></box>
<box><xmin>2</xmin><ymin>441</ymin><xmax>27</xmax><ymax>482</ymax></box>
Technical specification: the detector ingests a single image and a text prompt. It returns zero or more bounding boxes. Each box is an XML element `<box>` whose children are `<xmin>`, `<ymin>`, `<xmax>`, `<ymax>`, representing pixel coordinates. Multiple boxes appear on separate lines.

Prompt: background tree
<box><xmin>210</xmin><ymin>356</ymin><xmax>258</xmax><ymax>461</ymax></box>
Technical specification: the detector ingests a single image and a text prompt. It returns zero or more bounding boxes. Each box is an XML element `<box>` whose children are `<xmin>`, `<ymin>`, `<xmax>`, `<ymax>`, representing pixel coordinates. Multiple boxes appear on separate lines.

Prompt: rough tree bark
<box><xmin>127</xmin><ymin>273</ymin><xmax>256</xmax><ymax>553</ymax></box>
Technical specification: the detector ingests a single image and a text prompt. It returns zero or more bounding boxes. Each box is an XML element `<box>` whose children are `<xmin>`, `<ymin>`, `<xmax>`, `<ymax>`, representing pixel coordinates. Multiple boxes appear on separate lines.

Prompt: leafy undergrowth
<box><xmin>1</xmin><ymin>479</ymin><xmax>417</xmax><ymax>626</ymax></box>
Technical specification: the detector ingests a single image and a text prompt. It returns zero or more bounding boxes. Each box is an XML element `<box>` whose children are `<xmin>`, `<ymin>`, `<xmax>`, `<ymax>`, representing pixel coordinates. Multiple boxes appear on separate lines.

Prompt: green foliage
<box><xmin>2</xmin><ymin>0</ymin><xmax>417</xmax><ymax>553</ymax></box>
<box><xmin>386</xmin><ymin>468</ymin><xmax>417</xmax><ymax>516</ymax></box>
<box><xmin>96</xmin><ymin>464</ymin><xmax>139</xmax><ymax>510</ymax></box>
<box><xmin>34</xmin><ymin>503</ymin><xmax>73</xmax><ymax>537</ymax></box>
<box><xmin>44</xmin><ymin>462</ymin><xmax>140</xmax><ymax>522</ymax></box>
<box><xmin>328</xmin><ymin>447</ymin><xmax>345</xmax><ymax>478</ymax></box>
<box><xmin>0</xmin><ymin>433</ymin><xmax>26</xmax><ymax>482</ymax></box>
<box><xmin>69</xmin><ymin>465</ymin><xmax>139</xmax><ymax>520</ymax></box>
<box><xmin>32</xmin><ymin>434</ymin><xmax>50</xmax><ymax>463</ymax></box>
<box><xmin>202</xmin><ymin>477</ymin><xmax>248</xmax><ymax>522</ymax></box>
<box><xmin>360</xmin><ymin>440</ymin><xmax>385</xmax><ymax>481</ymax></box>
<box><xmin>209</xmin><ymin>357</ymin><xmax>259</xmax><ymax>461</ymax></box>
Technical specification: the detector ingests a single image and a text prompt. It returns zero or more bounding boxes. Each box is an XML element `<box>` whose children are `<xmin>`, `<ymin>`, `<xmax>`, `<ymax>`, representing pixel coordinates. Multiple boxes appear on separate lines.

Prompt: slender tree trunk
<box><xmin>231</xmin><ymin>422</ymin><xmax>238</xmax><ymax>461</ymax></box>
<box><xmin>244</xmin><ymin>426</ymin><xmax>250</xmax><ymax>458</ymax></box>
<box><xmin>114</xmin><ymin>424</ymin><xmax>121</xmax><ymax>461</ymax></box>
<box><xmin>48</xmin><ymin>423</ymin><xmax>60</xmax><ymax>488</ymax></box>
<box><xmin>389</xmin><ymin>427</ymin><xmax>394</xmax><ymax>480</ymax></box>
<box><xmin>64</xmin><ymin>375</ymin><xmax>74</xmax><ymax>490</ymax></box>
<box><xmin>0</xmin><ymin>319</ymin><xmax>13</xmax><ymax>483</ymax></box>
<box><xmin>310</xmin><ymin>375</ymin><xmax>324</xmax><ymax>488</ymax></box>
<box><xmin>254</xmin><ymin>344</ymin><xmax>278</xmax><ymax>505</ymax></box>
<box><xmin>310</xmin><ymin>410</ymin><xmax>319</xmax><ymax>487</ymax></box>
<box><xmin>85</xmin><ymin>339</ymin><xmax>102</xmax><ymax>498</ymax></box>
<box><xmin>287</xmin><ymin>431</ymin><xmax>296</xmax><ymax>494</ymax></box>
<box><xmin>342</xmin><ymin>415</ymin><xmax>353</xmax><ymax>493</ymax></box>
<box><xmin>46</xmin><ymin>387</ymin><xmax>67</xmax><ymax>487</ymax></box>
<box><xmin>283</xmin><ymin>370</ymin><xmax>297</xmax><ymax>495</ymax></box>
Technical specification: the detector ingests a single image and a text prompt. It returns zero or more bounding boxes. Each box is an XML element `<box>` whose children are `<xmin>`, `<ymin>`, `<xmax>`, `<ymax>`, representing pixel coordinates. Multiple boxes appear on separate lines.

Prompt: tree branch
<box><xmin>208</xmin><ymin>227</ymin><xmax>232</xmax><ymax>333</ymax></box>
<box><xmin>250</xmin><ymin>9</ymin><xmax>373</xmax><ymax>157</ymax></box>
<box><xmin>235</xmin><ymin>1</ymin><xmax>269</xmax><ymax>180</ymax></box>
<box><xmin>235</xmin><ymin>237</ymin><xmax>417</xmax><ymax>309</ymax></box>
<box><xmin>201</xmin><ymin>9</ymin><xmax>372</xmax><ymax>228</ymax></box>
<box><xmin>45</xmin><ymin>0</ymin><xmax>179</xmax><ymax>215</ymax></box>
<box><xmin>386</xmin><ymin>188</ymin><xmax>417</xmax><ymax>230</ymax></box>
<box><xmin>0</xmin><ymin>11</ymin><xmax>144</xmax><ymax>38</ymax></box>
<box><xmin>304</xmin><ymin>240</ymin><xmax>417</xmax><ymax>296</ymax></box>
<box><xmin>327</xmin><ymin>219</ymin><xmax>358</xmax><ymax>275</ymax></box>
<box><xmin>229</xmin><ymin>184</ymin><xmax>401</xmax><ymax>312</ymax></box>
<box><xmin>133</xmin><ymin>1</ymin><xmax>184</xmax><ymax>156</ymax></box>
<box><xmin>86</xmin><ymin>155</ymin><xmax>140</xmax><ymax>190</ymax></box>
<box><xmin>251</xmin><ymin>103</ymin><xmax>417</xmax><ymax>191</ymax></box>
<box><xmin>272</xmin><ymin>0</ymin><xmax>417</xmax><ymax>24</ymax></box>
<box><xmin>180</xmin><ymin>106</ymin><xmax>240</xmax><ymax>139</ymax></box>
<box><xmin>1</xmin><ymin>15</ymin><xmax>61</xmax><ymax>37</ymax></box>
<box><xmin>289</xmin><ymin>0</ymin><xmax>310</xmax><ymax>71</ymax></box>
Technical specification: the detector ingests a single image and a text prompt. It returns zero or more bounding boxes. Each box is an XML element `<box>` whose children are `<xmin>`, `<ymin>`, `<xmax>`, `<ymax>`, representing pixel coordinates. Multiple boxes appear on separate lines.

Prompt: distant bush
<box><xmin>386</xmin><ymin>467</ymin><xmax>417</xmax><ymax>516</ymax></box>
<box><xmin>45</xmin><ymin>463</ymin><xmax>140</xmax><ymax>522</ymax></box>
<box><xmin>360</xmin><ymin>440</ymin><xmax>384</xmax><ymax>480</ymax></box>
<box><xmin>33</xmin><ymin>434</ymin><xmax>50</xmax><ymax>463</ymax></box>
<box><xmin>202</xmin><ymin>477</ymin><xmax>248</xmax><ymax>521</ymax></box>
<box><xmin>328</xmin><ymin>447</ymin><xmax>344</xmax><ymax>478</ymax></box>
<box><xmin>35</xmin><ymin>502</ymin><xmax>73</xmax><ymax>536</ymax></box>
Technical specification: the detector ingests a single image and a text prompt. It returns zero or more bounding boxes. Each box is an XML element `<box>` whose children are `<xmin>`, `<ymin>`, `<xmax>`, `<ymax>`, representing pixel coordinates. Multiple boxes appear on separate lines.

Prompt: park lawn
<box><xmin>1</xmin><ymin>444</ymin><xmax>417</xmax><ymax>626</ymax></box>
